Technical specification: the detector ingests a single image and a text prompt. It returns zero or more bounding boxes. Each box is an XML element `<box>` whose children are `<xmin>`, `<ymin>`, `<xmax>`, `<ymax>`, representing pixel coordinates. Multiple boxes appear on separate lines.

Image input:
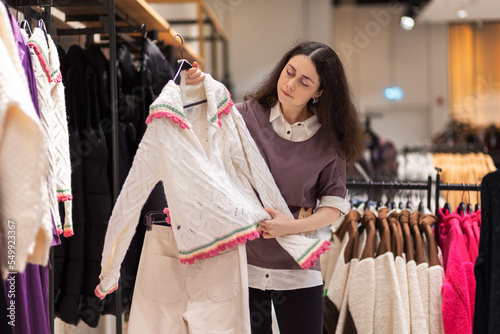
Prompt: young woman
<box><xmin>186</xmin><ymin>41</ymin><xmax>364</xmax><ymax>333</ymax></box>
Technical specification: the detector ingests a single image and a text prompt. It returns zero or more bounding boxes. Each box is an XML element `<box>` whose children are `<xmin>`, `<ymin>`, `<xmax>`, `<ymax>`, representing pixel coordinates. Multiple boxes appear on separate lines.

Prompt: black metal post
<box><xmin>435</xmin><ymin>168</ymin><xmax>441</xmax><ymax>246</ymax></box>
<box><xmin>103</xmin><ymin>0</ymin><xmax>122</xmax><ymax>332</ymax></box>
<box><xmin>427</xmin><ymin>175</ymin><xmax>432</xmax><ymax>214</ymax></box>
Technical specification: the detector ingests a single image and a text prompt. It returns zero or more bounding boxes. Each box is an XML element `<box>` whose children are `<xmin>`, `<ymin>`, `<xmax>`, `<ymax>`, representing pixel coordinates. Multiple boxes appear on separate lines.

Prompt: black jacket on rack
<box><xmin>474</xmin><ymin>170</ymin><xmax>500</xmax><ymax>333</ymax></box>
<box><xmin>53</xmin><ymin>45</ymin><xmax>88</xmax><ymax>326</ymax></box>
<box><xmin>53</xmin><ymin>45</ymin><xmax>113</xmax><ymax>328</ymax></box>
<box><xmin>138</xmin><ymin>37</ymin><xmax>174</xmax><ymax>143</ymax></box>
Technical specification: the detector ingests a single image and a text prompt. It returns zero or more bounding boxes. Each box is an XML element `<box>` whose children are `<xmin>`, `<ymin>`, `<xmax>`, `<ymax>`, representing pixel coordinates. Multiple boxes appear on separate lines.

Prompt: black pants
<box><xmin>249</xmin><ymin>285</ymin><xmax>323</xmax><ymax>334</ymax></box>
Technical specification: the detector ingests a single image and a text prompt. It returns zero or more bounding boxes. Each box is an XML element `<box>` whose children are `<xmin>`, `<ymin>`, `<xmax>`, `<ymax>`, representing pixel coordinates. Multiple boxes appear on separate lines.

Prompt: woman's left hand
<box><xmin>259</xmin><ymin>207</ymin><xmax>297</xmax><ymax>238</ymax></box>
<box><xmin>185</xmin><ymin>61</ymin><xmax>205</xmax><ymax>85</ymax></box>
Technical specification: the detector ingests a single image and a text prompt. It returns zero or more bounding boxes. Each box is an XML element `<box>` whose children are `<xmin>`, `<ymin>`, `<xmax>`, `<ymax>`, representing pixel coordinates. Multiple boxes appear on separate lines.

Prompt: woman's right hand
<box><xmin>185</xmin><ymin>61</ymin><xmax>205</xmax><ymax>85</ymax></box>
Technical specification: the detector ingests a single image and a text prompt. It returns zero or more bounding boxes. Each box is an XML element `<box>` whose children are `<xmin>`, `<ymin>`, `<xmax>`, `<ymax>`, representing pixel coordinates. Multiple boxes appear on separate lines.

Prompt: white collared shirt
<box><xmin>248</xmin><ymin>103</ymin><xmax>350</xmax><ymax>291</ymax></box>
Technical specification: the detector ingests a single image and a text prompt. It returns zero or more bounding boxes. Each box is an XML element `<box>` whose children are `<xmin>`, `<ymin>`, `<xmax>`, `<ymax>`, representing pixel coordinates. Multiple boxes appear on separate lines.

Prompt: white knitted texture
<box><xmin>98</xmin><ymin>76</ymin><xmax>326</xmax><ymax>296</ymax></box>
<box><xmin>325</xmin><ymin>234</ymin><xmax>351</xmax><ymax>315</ymax></box>
<box><xmin>417</xmin><ymin>262</ymin><xmax>430</xmax><ymax>332</ymax></box>
<box><xmin>407</xmin><ymin>260</ymin><xmax>427</xmax><ymax>333</ymax></box>
<box><xmin>335</xmin><ymin>258</ymin><xmax>358</xmax><ymax>334</ymax></box>
<box><xmin>373</xmin><ymin>252</ymin><xmax>406</xmax><ymax>334</ymax></box>
<box><xmin>47</xmin><ymin>34</ymin><xmax>73</xmax><ymax>233</ymax></box>
<box><xmin>428</xmin><ymin>265</ymin><xmax>445</xmax><ymax>334</ymax></box>
<box><xmin>28</xmin><ymin>29</ymin><xmax>61</xmax><ymax>234</ymax></box>
<box><xmin>0</xmin><ymin>6</ymin><xmax>51</xmax><ymax>278</ymax></box>
<box><xmin>348</xmin><ymin>257</ymin><xmax>375</xmax><ymax>333</ymax></box>
<box><xmin>395</xmin><ymin>256</ymin><xmax>411</xmax><ymax>334</ymax></box>
<box><xmin>28</xmin><ymin>29</ymin><xmax>73</xmax><ymax>235</ymax></box>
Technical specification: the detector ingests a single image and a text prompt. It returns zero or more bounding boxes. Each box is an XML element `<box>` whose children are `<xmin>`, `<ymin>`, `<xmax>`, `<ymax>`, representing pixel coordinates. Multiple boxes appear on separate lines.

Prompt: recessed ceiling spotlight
<box><xmin>400</xmin><ymin>16</ymin><xmax>415</xmax><ymax>30</ymax></box>
<box><xmin>457</xmin><ymin>8</ymin><xmax>469</xmax><ymax>19</ymax></box>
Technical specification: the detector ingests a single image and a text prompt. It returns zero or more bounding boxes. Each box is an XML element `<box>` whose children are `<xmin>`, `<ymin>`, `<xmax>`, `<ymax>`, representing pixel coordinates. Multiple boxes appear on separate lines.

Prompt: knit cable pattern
<box><xmin>96</xmin><ymin>76</ymin><xmax>330</xmax><ymax>298</ymax></box>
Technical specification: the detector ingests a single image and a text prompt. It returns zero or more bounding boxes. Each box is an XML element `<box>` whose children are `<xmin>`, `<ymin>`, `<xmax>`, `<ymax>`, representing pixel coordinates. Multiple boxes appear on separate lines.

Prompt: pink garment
<box><xmin>471</xmin><ymin>210</ymin><xmax>481</xmax><ymax>245</ymax></box>
<box><xmin>438</xmin><ymin>207</ymin><xmax>451</xmax><ymax>245</ymax></box>
<box><xmin>461</xmin><ymin>214</ymin><xmax>478</xmax><ymax>264</ymax></box>
<box><xmin>440</xmin><ymin>211</ymin><xmax>475</xmax><ymax>334</ymax></box>
<box><xmin>441</xmin><ymin>212</ymin><xmax>470</xmax><ymax>271</ymax></box>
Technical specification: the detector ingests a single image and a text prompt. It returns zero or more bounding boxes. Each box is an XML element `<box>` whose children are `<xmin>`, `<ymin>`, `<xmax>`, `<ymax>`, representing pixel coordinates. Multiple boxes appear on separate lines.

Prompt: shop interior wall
<box><xmin>333</xmin><ymin>4</ymin><xmax>449</xmax><ymax>149</ymax></box>
<box><xmin>219</xmin><ymin>1</ymin><xmax>450</xmax><ymax>150</ymax></box>
<box><xmin>218</xmin><ymin>0</ymin><xmax>332</xmax><ymax>102</ymax></box>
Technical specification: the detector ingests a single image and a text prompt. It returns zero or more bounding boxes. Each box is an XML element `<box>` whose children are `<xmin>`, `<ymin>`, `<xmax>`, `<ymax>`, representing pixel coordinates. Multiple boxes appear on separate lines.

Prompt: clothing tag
<box><xmin>298</xmin><ymin>207</ymin><xmax>316</xmax><ymax>236</ymax></box>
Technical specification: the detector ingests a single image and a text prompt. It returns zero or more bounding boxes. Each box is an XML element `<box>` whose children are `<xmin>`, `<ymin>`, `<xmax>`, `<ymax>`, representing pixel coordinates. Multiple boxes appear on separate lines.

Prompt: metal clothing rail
<box><xmin>347</xmin><ymin>176</ymin><xmax>434</xmax><ymax>212</ymax></box>
<box><xmin>434</xmin><ymin>167</ymin><xmax>481</xmax><ymax>247</ymax></box>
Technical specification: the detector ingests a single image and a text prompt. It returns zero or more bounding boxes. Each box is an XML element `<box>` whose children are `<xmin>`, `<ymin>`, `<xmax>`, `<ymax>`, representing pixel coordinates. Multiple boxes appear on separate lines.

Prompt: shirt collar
<box><xmin>269</xmin><ymin>102</ymin><xmax>320</xmax><ymax>136</ymax></box>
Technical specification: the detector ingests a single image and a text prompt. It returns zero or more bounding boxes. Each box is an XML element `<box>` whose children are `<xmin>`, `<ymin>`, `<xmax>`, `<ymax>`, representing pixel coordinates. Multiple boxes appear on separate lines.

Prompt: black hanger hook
<box><xmin>173</xmin><ymin>34</ymin><xmax>185</xmax><ymax>59</ymax></box>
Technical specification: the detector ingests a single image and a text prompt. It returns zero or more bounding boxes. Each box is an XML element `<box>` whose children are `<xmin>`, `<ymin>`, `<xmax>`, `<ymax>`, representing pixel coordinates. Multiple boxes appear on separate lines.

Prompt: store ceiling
<box><xmin>419</xmin><ymin>0</ymin><xmax>500</xmax><ymax>23</ymax></box>
<box><xmin>333</xmin><ymin>0</ymin><xmax>500</xmax><ymax>23</ymax></box>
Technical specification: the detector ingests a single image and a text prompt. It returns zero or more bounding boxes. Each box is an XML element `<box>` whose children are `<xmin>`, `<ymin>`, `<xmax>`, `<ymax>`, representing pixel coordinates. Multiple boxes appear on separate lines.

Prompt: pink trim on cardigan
<box><xmin>95</xmin><ymin>280</ymin><xmax>119</xmax><ymax>300</ymax></box>
<box><xmin>63</xmin><ymin>227</ymin><xmax>74</xmax><ymax>237</ymax></box>
<box><xmin>145</xmin><ymin>110</ymin><xmax>191</xmax><ymax>129</ymax></box>
<box><xmin>298</xmin><ymin>240</ymin><xmax>332</xmax><ymax>270</ymax></box>
<box><xmin>178</xmin><ymin>229</ymin><xmax>261</xmax><ymax>265</ymax></box>
<box><xmin>163</xmin><ymin>207</ymin><xmax>172</xmax><ymax>224</ymax></box>
<box><xmin>216</xmin><ymin>94</ymin><xmax>234</xmax><ymax>128</ymax></box>
<box><xmin>57</xmin><ymin>194</ymin><xmax>73</xmax><ymax>202</ymax></box>
<box><xmin>28</xmin><ymin>41</ymin><xmax>62</xmax><ymax>83</ymax></box>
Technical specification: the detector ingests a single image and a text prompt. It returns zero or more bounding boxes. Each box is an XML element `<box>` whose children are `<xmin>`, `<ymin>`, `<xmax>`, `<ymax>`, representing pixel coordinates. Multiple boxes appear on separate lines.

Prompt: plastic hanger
<box><xmin>456</xmin><ymin>184</ymin><xmax>467</xmax><ymax>217</ymax></box>
<box><xmin>405</xmin><ymin>184</ymin><xmax>413</xmax><ymax>212</ymax></box>
<box><xmin>172</xmin><ymin>34</ymin><xmax>207</xmax><ymax>108</ymax></box>
<box><xmin>398</xmin><ymin>188</ymin><xmax>404</xmax><ymax>210</ymax></box>
<box><xmin>417</xmin><ymin>182</ymin><xmax>425</xmax><ymax>214</ymax></box>
<box><xmin>474</xmin><ymin>187</ymin><xmax>481</xmax><ymax>212</ymax></box>
<box><xmin>364</xmin><ymin>181</ymin><xmax>373</xmax><ymax>211</ymax></box>
<box><xmin>144</xmin><ymin>210</ymin><xmax>170</xmax><ymax>231</ymax></box>
<box><xmin>442</xmin><ymin>183</ymin><xmax>452</xmax><ymax>215</ymax></box>
<box><xmin>20</xmin><ymin>20</ymin><xmax>32</xmax><ymax>38</ymax></box>
<box><xmin>466</xmin><ymin>184</ymin><xmax>473</xmax><ymax>214</ymax></box>
<box><xmin>38</xmin><ymin>17</ymin><xmax>49</xmax><ymax>48</ymax></box>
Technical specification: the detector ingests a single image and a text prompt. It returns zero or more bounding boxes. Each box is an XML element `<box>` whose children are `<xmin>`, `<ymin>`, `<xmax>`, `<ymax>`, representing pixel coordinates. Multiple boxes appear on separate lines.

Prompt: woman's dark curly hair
<box><xmin>245</xmin><ymin>41</ymin><xmax>364</xmax><ymax>163</ymax></box>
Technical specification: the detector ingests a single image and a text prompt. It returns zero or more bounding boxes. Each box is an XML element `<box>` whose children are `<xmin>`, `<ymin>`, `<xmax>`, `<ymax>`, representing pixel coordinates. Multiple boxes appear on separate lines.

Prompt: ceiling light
<box><xmin>457</xmin><ymin>9</ymin><xmax>469</xmax><ymax>19</ymax></box>
<box><xmin>400</xmin><ymin>16</ymin><xmax>415</xmax><ymax>30</ymax></box>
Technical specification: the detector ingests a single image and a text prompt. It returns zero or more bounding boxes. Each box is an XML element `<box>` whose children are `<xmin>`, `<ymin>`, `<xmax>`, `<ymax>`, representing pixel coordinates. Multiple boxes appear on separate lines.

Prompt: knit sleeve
<box><xmin>48</xmin><ymin>36</ymin><xmax>73</xmax><ymax>237</ymax></box>
<box><xmin>95</xmin><ymin>120</ymin><xmax>162</xmax><ymax>299</ymax></box>
<box><xmin>0</xmin><ymin>21</ymin><xmax>51</xmax><ymax>278</ymax></box>
<box><xmin>227</xmin><ymin>106</ymin><xmax>331</xmax><ymax>269</ymax></box>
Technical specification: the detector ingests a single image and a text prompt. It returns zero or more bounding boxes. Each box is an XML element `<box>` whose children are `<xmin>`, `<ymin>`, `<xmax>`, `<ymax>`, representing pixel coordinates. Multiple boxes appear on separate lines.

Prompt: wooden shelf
<box><xmin>116</xmin><ymin>0</ymin><xmax>204</xmax><ymax>65</ymax></box>
<box><xmin>53</xmin><ymin>0</ymin><xmax>204</xmax><ymax>66</ymax></box>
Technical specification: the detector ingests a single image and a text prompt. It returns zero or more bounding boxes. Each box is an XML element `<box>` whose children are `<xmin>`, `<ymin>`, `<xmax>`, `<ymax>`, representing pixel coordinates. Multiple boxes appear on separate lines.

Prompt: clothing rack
<box><xmin>347</xmin><ymin>176</ymin><xmax>434</xmax><ymax>211</ymax></box>
<box><xmin>6</xmin><ymin>0</ymin><xmax>121</xmax><ymax>333</ymax></box>
<box><xmin>401</xmin><ymin>143</ymin><xmax>489</xmax><ymax>154</ymax></box>
<box><xmin>434</xmin><ymin>167</ymin><xmax>481</xmax><ymax>247</ymax></box>
<box><xmin>348</xmin><ymin>170</ymin><xmax>483</xmax><ymax>250</ymax></box>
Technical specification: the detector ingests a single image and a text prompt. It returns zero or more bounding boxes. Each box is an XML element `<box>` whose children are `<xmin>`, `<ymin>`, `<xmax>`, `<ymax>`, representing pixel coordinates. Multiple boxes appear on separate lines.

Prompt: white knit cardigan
<box><xmin>0</xmin><ymin>5</ymin><xmax>51</xmax><ymax>278</ymax></box>
<box><xmin>28</xmin><ymin>28</ymin><xmax>73</xmax><ymax>237</ymax></box>
<box><xmin>96</xmin><ymin>75</ymin><xmax>330</xmax><ymax>298</ymax></box>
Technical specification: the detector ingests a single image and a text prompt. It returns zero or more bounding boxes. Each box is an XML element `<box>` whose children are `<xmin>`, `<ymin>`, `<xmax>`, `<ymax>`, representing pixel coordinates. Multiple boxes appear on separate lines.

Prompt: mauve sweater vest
<box><xmin>236</xmin><ymin>100</ymin><xmax>346</xmax><ymax>270</ymax></box>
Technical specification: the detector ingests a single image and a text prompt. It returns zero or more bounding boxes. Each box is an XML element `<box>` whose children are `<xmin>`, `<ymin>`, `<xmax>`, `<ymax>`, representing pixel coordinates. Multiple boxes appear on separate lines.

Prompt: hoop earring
<box><xmin>312</xmin><ymin>96</ymin><xmax>319</xmax><ymax>104</ymax></box>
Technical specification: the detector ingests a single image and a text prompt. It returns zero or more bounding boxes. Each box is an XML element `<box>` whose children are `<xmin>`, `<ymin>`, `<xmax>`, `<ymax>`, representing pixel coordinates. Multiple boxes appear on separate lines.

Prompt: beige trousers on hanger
<box><xmin>128</xmin><ymin>225</ymin><xmax>251</xmax><ymax>334</ymax></box>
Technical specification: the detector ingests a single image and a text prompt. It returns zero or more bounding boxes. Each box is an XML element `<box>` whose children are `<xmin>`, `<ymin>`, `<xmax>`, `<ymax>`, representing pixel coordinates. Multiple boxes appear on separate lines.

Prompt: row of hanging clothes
<box><xmin>0</xmin><ymin>3</ymin><xmax>178</xmax><ymax>333</ymax></box>
<box><xmin>397</xmin><ymin>147</ymin><xmax>496</xmax><ymax>209</ymax></box>
<box><xmin>53</xmin><ymin>32</ymin><xmax>176</xmax><ymax>329</ymax></box>
<box><xmin>435</xmin><ymin>181</ymin><xmax>482</xmax><ymax>334</ymax></box>
<box><xmin>0</xmin><ymin>3</ymin><xmax>70</xmax><ymax>334</ymax></box>
<box><xmin>321</xmin><ymin>196</ymin><xmax>445</xmax><ymax>334</ymax></box>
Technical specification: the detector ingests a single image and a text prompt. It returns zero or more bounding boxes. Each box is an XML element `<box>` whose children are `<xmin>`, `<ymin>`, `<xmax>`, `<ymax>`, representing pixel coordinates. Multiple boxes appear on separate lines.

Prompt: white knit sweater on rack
<box><xmin>28</xmin><ymin>28</ymin><xmax>73</xmax><ymax>237</ymax></box>
<box><xmin>96</xmin><ymin>75</ymin><xmax>330</xmax><ymax>298</ymax></box>
<box><xmin>0</xmin><ymin>5</ymin><xmax>51</xmax><ymax>278</ymax></box>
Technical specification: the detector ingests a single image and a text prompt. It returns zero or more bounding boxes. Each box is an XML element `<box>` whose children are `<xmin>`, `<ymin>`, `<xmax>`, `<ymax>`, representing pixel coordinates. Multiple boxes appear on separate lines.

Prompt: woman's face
<box><xmin>277</xmin><ymin>55</ymin><xmax>322</xmax><ymax>111</ymax></box>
